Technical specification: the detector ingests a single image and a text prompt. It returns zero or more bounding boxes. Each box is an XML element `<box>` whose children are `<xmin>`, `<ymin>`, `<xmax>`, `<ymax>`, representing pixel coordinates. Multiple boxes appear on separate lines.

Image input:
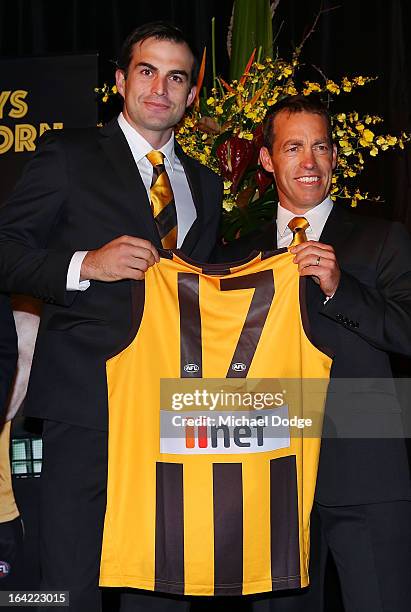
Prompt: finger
<box><xmin>124</xmin><ymin>255</ymin><xmax>153</xmax><ymax>273</ymax></box>
<box><xmin>293</xmin><ymin>251</ymin><xmax>336</xmax><ymax>266</ymax></box>
<box><xmin>297</xmin><ymin>253</ymin><xmax>337</xmax><ymax>272</ymax></box>
<box><xmin>289</xmin><ymin>241</ymin><xmax>334</xmax><ymax>254</ymax></box>
<box><xmin>115</xmin><ymin>267</ymin><xmax>147</xmax><ymax>281</ymax></box>
<box><xmin>126</xmin><ymin>246</ymin><xmax>158</xmax><ymax>267</ymax></box>
<box><xmin>120</xmin><ymin>236</ymin><xmax>160</xmax><ymax>262</ymax></box>
<box><xmin>299</xmin><ymin>265</ymin><xmax>328</xmax><ymax>278</ymax></box>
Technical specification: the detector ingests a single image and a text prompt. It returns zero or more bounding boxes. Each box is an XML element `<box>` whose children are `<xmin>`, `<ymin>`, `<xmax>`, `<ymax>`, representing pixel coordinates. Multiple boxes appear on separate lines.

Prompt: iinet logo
<box><xmin>185</xmin><ymin>419</ymin><xmax>263</xmax><ymax>450</ymax></box>
<box><xmin>159</xmin><ymin>409</ymin><xmax>290</xmax><ymax>455</ymax></box>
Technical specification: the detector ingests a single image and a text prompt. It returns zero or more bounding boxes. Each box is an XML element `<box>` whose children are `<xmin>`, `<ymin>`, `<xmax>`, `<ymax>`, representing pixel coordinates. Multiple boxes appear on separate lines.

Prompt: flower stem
<box><xmin>212</xmin><ymin>17</ymin><xmax>217</xmax><ymax>91</ymax></box>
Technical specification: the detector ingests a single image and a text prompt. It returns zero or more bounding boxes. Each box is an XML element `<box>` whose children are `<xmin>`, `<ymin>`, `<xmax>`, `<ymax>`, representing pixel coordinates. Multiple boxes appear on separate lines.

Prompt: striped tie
<box><xmin>146</xmin><ymin>150</ymin><xmax>178</xmax><ymax>249</ymax></box>
<box><xmin>288</xmin><ymin>216</ymin><xmax>309</xmax><ymax>247</ymax></box>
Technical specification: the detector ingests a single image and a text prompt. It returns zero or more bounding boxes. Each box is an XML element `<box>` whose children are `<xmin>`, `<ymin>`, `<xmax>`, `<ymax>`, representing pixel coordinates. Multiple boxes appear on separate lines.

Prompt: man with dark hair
<box><xmin>216</xmin><ymin>95</ymin><xmax>411</xmax><ymax>612</ymax></box>
<box><xmin>0</xmin><ymin>21</ymin><xmax>222</xmax><ymax>612</ymax></box>
<box><xmin>117</xmin><ymin>21</ymin><xmax>199</xmax><ymax>85</ymax></box>
<box><xmin>261</xmin><ymin>95</ymin><xmax>333</xmax><ymax>152</ymax></box>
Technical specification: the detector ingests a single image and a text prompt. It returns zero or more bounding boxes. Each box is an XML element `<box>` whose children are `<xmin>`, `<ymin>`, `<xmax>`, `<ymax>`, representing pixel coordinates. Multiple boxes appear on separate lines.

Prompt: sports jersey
<box><xmin>99</xmin><ymin>249</ymin><xmax>332</xmax><ymax>596</ymax></box>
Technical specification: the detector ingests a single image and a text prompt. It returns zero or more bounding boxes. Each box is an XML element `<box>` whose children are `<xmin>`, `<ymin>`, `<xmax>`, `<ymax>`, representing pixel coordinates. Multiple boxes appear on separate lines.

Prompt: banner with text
<box><xmin>0</xmin><ymin>54</ymin><xmax>98</xmax><ymax>204</ymax></box>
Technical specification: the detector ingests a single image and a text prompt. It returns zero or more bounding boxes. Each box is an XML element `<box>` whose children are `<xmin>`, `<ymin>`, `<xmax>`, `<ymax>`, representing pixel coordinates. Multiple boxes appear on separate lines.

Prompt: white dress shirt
<box><xmin>276</xmin><ymin>197</ymin><xmax>333</xmax><ymax>248</ymax></box>
<box><xmin>276</xmin><ymin>196</ymin><xmax>335</xmax><ymax>301</ymax></box>
<box><xmin>66</xmin><ymin>113</ymin><xmax>197</xmax><ymax>291</ymax></box>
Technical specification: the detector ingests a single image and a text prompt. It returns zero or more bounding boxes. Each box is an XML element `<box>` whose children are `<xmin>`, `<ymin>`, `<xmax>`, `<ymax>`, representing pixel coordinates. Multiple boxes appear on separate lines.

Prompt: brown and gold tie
<box><xmin>146</xmin><ymin>150</ymin><xmax>178</xmax><ymax>249</ymax></box>
<box><xmin>288</xmin><ymin>216</ymin><xmax>309</xmax><ymax>247</ymax></box>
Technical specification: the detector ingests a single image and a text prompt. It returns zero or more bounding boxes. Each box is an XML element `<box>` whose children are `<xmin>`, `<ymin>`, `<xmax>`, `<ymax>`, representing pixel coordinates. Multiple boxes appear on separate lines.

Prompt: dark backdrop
<box><xmin>1</xmin><ymin>0</ymin><xmax>411</xmax><ymax>228</ymax></box>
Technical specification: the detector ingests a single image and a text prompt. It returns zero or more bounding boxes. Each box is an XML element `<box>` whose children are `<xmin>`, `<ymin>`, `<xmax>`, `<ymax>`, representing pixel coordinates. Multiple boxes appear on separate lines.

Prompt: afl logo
<box><xmin>184</xmin><ymin>363</ymin><xmax>200</xmax><ymax>373</ymax></box>
<box><xmin>0</xmin><ymin>561</ymin><xmax>11</xmax><ymax>578</ymax></box>
<box><xmin>232</xmin><ymin>362</ymin><xmax>247</xmax><ymax>372</ymax></box>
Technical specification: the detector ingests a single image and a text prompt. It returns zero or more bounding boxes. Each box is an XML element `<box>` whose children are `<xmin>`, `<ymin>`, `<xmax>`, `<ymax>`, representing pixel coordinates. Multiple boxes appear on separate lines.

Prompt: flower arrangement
<box><xmin>175</xmin><ymin>44</ymin><xmax>410</xmax><ymax>240</ymax></box>
<box><xmin>96</xmin><ymin>25</ymin><xmax>410</xmax><ymax>241</ymax></box>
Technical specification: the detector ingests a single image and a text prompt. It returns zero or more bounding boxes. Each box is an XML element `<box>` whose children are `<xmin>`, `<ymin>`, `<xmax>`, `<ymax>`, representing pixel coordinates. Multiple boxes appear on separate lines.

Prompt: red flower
<box><xmin>216</xmin><ymin>135</ymin><xmax>255</xmax><ymax>193</ymax></box>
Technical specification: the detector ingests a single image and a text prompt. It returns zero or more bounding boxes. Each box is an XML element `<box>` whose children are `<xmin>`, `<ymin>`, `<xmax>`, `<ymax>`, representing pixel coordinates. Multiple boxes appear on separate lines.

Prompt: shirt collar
<box><xmin>276</xmin><ymin>197</ymin><xmax>333</xmax><ymax>240</ymax></box>
<box><xmin>117</xmin><ymin>112</ymin><xmax>176</xmax><ymax>171</ymax></box>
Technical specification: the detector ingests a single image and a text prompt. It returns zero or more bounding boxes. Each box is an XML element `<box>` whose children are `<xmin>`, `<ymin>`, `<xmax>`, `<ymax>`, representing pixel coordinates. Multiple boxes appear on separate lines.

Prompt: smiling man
<box><xmin>0</xmin><ymin>22</ymin><xmax>222</xmax><ymax>612</ymax></box>
<box><xmin>216</xmin><ymin>95</ymin><xmax>411</xmax><ymax>612</ymax></box>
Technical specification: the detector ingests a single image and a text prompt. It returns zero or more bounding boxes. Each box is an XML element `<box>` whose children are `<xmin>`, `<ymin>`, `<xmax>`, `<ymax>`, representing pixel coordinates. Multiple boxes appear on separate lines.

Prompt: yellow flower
<box><xmin>215</xmin><ymin>106</ymin><xmax>224</xmax><ymax>115</ymax></box>
<box><xmin>238</xmin><ymin>131</ymin><xmax>254</xmax><ymax>140</ymax></box>
<box><xmin>355</xmin><ymin>123</ymin><xmax>364</xmax><ymax>132</ymax></box>
<box><xmin>207</xmin><ymin>97</ymin><xmax>215</xmax><ymax>105</ymax></box>
<box><xmin>285</xmin><ymin>84</ymin><xmax>298</xmax><ymax>96</ymax></box>
<box><xmin>342</xmin><ymin>77</ymin><xmax>352</xmax><ymax>92</ymax></box>
<box><xmin>354</xmin><ymin>76</ymin><xmax>366</xmax><ymax>86</ymax></box>
<box><xmin>336</xmin><ymin>113</ymin><xmax>346</xmax><ymax>122</ymax></box>
<box><xmin>102</xmin><ymin>95</ymin><xmax>108</xmax><ymax>103</ymax></box>
<box><xmin>326</xmin><ymin>80</ymin><xmax>340</xmax><ymax>94</ymax></box>
<box><xmin>370</xmin><ymin>147</ymin><xmax>378</xmax><ymax>156</ymax></box>
<box><xmin>223</xmin><ymin>198</ymin><xmax>236</xmax><ymax>212</ymax></box>
<box><xmin>386</xmin><ymin>135</ymin><xmax>397</xmax><ymax>146</ymax></box>
<box><xmin>303</xmin><ymin>81</ymin><xmax>321</xmax><ymax>95</ymax></box>
<box><xmin>267</xmin><ymin>91</ymin><xmax>279</xmax><ymax>106</ymax></box>
<box><xmin>362</xmin><ymin>129</ymin><xmax>374</xmax><ymax>142</ymax></box>
<box><xmin>111</xmin><ymin>85</ymin><xmax>118</xmax><ymax>94</ymax></box>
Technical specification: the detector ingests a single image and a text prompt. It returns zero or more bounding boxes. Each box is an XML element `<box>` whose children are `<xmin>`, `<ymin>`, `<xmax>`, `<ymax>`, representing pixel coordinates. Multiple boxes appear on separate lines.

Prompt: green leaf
<box><xmin>230</xmin><ymin>0</ymin><xmax>273</xmax><ymax>82</ymax></box>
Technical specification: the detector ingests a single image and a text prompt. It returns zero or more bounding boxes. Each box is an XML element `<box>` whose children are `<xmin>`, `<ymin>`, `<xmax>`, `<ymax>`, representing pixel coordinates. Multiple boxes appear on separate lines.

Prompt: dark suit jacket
<box><xmin>0</xmin><ymin>294</ymin><xmax>17</xmax><ymax>420</ymax></box>
<box><xmin>213</xmin><ymin>204</ymin><xmax>411</xmax><ymax>505</ymax></box>
<box><xmin>0</xmin><ymin>119</ymin><xmax>223</xmax><ymax>430</ymax></box>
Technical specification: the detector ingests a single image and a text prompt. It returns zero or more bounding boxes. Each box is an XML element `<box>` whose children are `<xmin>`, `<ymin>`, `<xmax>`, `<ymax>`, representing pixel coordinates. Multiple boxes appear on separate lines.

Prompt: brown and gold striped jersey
<box><xmin>99</xmin><ymin>249</ymin><xmax>331</xmax><ymax>596</ymax></box>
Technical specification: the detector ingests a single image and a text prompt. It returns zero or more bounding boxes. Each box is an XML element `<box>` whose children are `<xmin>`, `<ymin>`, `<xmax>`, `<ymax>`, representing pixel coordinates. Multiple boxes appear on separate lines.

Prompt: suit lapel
<box><xmin>175</xmin><ymin>143</ymin><xmax>204</xmax><ymax>256</ymax></box>
<box><xmin>258</xmin><ymin>221</ymin><xmax>278</xmax><ymax>251</ymax></box>
<box><xmin>99</xmin><ymin>119</ymin><xmax>162</xmax><ymax>248</ymax></box>
<box><xmin>319</xmin><ymin>204</ymin><xmax>355</xmax><ymax>255</ymax></box>
<box><xmin>306</xmin><ymin>204</ymin><xmax>355</xmax><ymax>319</ymax></box>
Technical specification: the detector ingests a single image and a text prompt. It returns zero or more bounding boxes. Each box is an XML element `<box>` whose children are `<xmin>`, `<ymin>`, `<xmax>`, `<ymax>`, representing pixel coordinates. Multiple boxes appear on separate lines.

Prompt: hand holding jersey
<box><xmin>81</xmin><ymin>235</ymin><xmax>159</xmax><ymax>282</ymax></box>
<box><xmin>290</xmin><ymin>241</ymin><xmax>341</xmax><ymax>297</ymax></box>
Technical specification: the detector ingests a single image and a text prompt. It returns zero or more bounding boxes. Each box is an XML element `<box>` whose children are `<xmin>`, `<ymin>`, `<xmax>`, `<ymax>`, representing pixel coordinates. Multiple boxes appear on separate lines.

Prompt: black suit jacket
<box><xmin>213</xmin><ymin>204</ymin><xmax>411</xmax><ymax>505</ymax></box>
<box><xmin>0</xmin><ymin>119</ymin><xmax>223</xmax><ymax>430</ymax></box>
<box><xmin>0</xmin><ymin>294</ymin><xmax>17</xmax><ymax>420</ymax></box>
